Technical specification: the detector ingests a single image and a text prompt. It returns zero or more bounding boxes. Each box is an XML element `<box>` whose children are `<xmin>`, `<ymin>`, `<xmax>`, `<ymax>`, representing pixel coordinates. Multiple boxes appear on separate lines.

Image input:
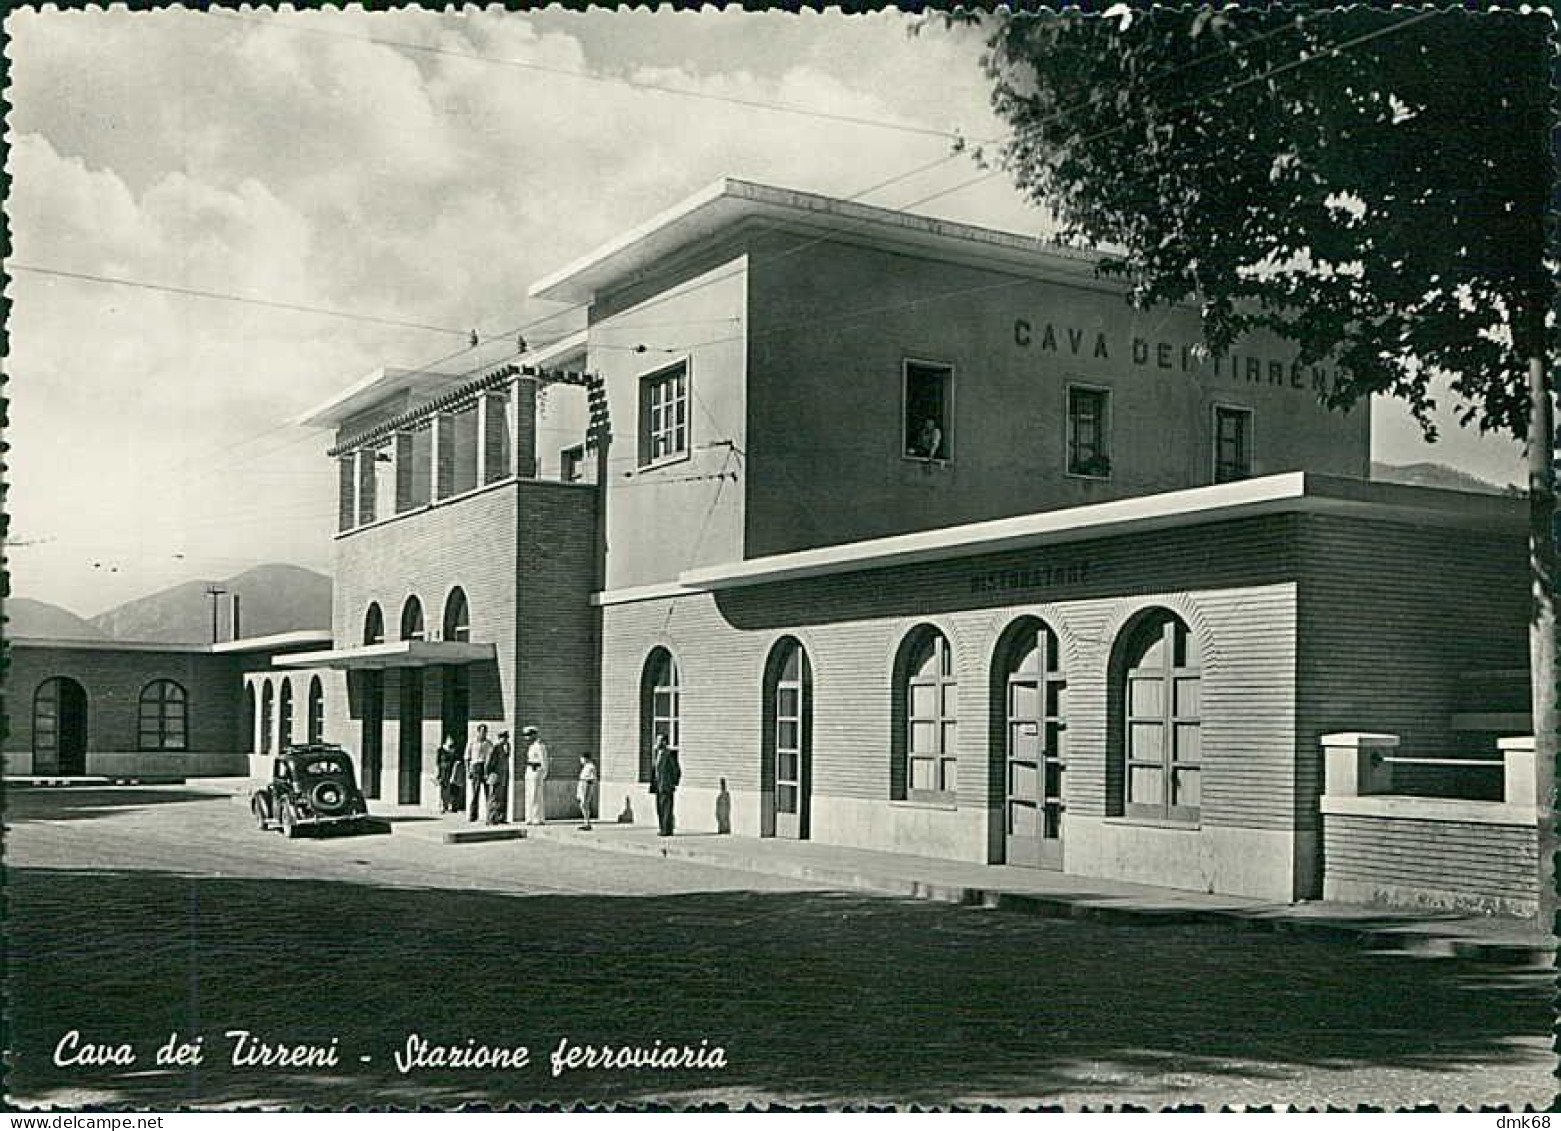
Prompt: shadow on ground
<box><xmin>4</xmin><ymin>789</ymin><xmax>219</xmax><ymax>824</ymax></box>
<box><xmin>6</xmin><ymin>864</ymin><xmax>1551</xmax><ymax>1109</ymax></box>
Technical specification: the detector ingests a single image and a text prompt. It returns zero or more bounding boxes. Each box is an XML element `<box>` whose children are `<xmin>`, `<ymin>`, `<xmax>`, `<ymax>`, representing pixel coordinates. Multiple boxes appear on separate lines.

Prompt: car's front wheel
<box><xmin>251</xmin><ymin>796</ymin><xmax>270</xmax><ymax>830</ymax></box>
<box><xmin>279</xmin><ymin>800</ymin><xmax>301</xmax><ymax>839</ymax></box>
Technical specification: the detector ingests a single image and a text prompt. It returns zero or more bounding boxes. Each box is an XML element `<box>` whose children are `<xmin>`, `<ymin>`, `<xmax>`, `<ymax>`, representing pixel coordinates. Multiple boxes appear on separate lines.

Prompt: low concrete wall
<box><xmin>1065</xmin><ymin>816</ymin><xmax>1301</xmax><ymax>901</ymax></box>
<box><xmin>1319</xmin><ymin>732</ymin><xmax>1539</xmax><ymax>917</ymax></box>
<box><xmin>1320</xmin><ymin>802</ymin><xmax>1537</xmax><ymax>918</ymax></box>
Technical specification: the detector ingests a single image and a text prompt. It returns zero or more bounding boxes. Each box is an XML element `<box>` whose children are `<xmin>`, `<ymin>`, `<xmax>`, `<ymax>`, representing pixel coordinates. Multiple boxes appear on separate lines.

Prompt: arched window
<box><xmin>260</xmin><ymin>681</ymin><xmax>274</xmax><ymax>754</ymax></box>
<box><xmin>895</xmin><ymin>627</ymin><xmax>957</xmax><ymax>804</ymax></box>
<box><xmin>400</xmin><ymin>596</ymin><xmax>425</xmax><ymax>641</ymax></box>
<box><xmin>139</xmin><ymin>680</ymin><xmax>188</xmax><ymax>752</ymax></box>
<box><xmin>1113</xmin><ymin>610</ymin><xmax>1201</xmax><ymax>823</ymax></box>
<box><xmin>639</xmin><ymin>648</ymin><xmax>680</xmax><ymax>783</ymax></box>
<box><xmin>242</xmin><ymin>683</ymin><xmax>257</xmax><ymax>753</ymax></box>
<box><xmin>443</xmin><ymin>587</ymin><xmax>470</xmax><ymax>643</ymax></box>
<box><xmin>364</xmin><ymin>603</ymin><xmax>385</xmax><ymax>646</ymax></box>
<box><xmin>278</xmin><ymin>680</ymin><xmax>295</xmax><ymax>750</ymax></box>
<box><xmin>307</xmin><ymin>676</ymin><xmax>325</xmax><ymax>744</ymax></box>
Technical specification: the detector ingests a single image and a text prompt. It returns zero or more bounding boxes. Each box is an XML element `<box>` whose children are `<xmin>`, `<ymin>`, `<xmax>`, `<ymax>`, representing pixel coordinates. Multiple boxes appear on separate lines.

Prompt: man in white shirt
<box><xmin>465</xmin><ymin>723</ymin><xmax>494</xmax><ymax>823</ymax></box>
<box><xmin>523</xmin><ymin>726</ymin><xmax>549</xmax><ymax>826</ymax></box>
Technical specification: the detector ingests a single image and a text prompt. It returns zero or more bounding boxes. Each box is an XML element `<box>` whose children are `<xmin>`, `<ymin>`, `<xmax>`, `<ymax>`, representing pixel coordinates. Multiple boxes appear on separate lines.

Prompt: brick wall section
<box><xmin>600</xmin><ymin>514</ymin><xmax>1301</xmax><ymax>834</ymax></box>
<box><xmin>516</xmin><ymin>482</ymin><xmax>601</xmax><ymax>782</ymax></box>
<box><xmin>1295</xmin><ymin>514</ymin><xmax>1528</xmax><ymax>824</ymax></box>
<box><xmin>1322</xmin><ymin>813</ymin><xmax>1536</xmax><ymax>915</ymax></box>
<box><xmin>514</xmin><ymin>383</ymin><xmax>537</xmax><ymax>479</ymax></box>
<box><xmin>333</xmin><ymin>483</ymin><xmax>520</xmax><ymax>791</ymax></box>
<box><xmin>242</xmin><ymin>667</ymin><xmax>352</xmax><ymax>756</ymax></box>
<box><xmin>6</xmin><ymin>644</ymin><xmax>244</xmax><ymax>770</ymax></box>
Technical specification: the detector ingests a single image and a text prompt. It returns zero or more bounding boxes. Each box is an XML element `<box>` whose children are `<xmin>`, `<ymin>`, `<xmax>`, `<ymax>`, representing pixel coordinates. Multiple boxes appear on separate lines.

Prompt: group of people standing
<box><xmin>434</xmin><ymin>724</ymin><xmax>600</xmax><ymax>830</ymax></box>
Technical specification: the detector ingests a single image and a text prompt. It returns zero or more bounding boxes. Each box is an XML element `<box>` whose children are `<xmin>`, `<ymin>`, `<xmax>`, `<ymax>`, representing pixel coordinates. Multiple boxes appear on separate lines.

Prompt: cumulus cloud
<box><xmin>3</xmin><ymin>8</ymin><xmax>1520</xmax><ymax>614</ymax></box>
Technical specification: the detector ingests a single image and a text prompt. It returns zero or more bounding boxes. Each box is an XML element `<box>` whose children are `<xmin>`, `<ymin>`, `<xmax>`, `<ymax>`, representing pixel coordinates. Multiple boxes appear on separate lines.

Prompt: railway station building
<box><xmin>274</xmin><ymin>180</ymin><xmax>1534</xmax><ymax>913</ymax></box>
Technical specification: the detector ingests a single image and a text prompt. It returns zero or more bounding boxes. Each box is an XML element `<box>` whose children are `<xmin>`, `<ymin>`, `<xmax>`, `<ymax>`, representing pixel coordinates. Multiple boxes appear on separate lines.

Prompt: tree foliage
<box><xmin>977</xmin><ymin>7</ymin><xmax>1552</xmax><ymax>440</ymax></box>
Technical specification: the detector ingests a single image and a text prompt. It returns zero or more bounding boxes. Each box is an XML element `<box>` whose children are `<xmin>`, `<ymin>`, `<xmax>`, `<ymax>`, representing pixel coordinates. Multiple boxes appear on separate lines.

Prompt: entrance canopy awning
<box><xmin>271</xmin><ymin>640</ymin><xmax>496</xmax><ymax>671</ymax></box>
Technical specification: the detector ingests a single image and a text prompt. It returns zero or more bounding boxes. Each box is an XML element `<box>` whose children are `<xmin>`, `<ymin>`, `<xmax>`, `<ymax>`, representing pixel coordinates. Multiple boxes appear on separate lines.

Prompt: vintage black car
<box><xmin>251</xmin><ymin>744</ymin><xmax>370</xmax><ymax>837</ymax></box>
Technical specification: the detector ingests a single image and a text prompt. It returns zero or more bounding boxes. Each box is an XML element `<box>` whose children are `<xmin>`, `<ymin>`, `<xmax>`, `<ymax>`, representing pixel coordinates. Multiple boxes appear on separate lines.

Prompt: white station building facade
<box><xmin>259</xmin><ymin>180</ymin><xmax>1535</xmax><ymax>916</ymax></box>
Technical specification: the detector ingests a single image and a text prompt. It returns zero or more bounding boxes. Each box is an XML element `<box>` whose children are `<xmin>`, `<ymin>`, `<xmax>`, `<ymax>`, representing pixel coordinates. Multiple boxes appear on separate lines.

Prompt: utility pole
<box><xmin>206</xmin><ymin>585</ymin><xmax>227</xmax><ymax>644</ymax></box>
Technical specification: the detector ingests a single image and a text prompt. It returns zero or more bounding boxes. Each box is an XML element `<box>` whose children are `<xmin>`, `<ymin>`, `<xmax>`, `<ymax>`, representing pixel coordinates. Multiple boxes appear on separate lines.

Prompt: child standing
<box><xmin>576</xmin><ymin>752</ymin><xmax>599</xmax><ymax>831</ymax></box>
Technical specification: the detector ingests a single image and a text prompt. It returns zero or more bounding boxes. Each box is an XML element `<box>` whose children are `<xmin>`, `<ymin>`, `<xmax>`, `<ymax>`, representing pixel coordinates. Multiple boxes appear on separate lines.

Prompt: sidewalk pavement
<box><xmin>523</xmin><ymin>821</ymin><xmax>1556</xmax><ymax>968</ymax></box>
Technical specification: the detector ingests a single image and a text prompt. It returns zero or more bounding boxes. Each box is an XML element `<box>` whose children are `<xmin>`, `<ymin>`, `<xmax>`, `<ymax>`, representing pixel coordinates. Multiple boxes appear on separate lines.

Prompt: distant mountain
<box><xmin>1370</xmin><ymin>460</ymin><xmax>1515</xmax><ymax>496</ymax></box>
<box><xmin>89</xmin><ymin>563</ymin><xmax>332</xmax><ymax>644</ymax></box>
<box><xmin>6</xmin><ymin>597</ymin><xmax>111</xmax><ymax>641</ymax></box>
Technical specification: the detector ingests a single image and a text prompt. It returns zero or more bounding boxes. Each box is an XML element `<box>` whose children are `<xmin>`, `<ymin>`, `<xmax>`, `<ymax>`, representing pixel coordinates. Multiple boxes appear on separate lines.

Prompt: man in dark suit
<box><xmin>649</xmin><ymin>735</ymin><xmax>681</xmax><ymax>837</ymax></box>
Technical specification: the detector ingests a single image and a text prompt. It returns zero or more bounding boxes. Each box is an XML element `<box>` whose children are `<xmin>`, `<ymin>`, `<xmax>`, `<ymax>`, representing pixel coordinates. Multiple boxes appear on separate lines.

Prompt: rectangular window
<box><xmin>1214</xmin><ymin>405</ymin><xmax>1254</xmax><ymax>483</ymax></box>
<box><xmin>561</xmin><ymin>444</ymin><xmax>586</xmax><ymax>484</ymax></box>
<box><xmin>639</xmin><ymin>361</ymin><xmax>689</xmax><ymax>467</ymax></box>
<box><xmin>904</xmin><ymin>361</ymin><xmax>952</xmax><ymax>460</ymax></box>
<box><xmin>1066</xmin><ymin>386</ymin><xmax>1111</xmax><ymax>477</ymax></box>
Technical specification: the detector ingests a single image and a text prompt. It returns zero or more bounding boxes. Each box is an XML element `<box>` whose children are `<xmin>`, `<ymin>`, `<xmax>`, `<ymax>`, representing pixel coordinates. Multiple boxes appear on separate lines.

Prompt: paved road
<box><xmin>6</xmin><ymin>786</ymin><xmax>1553</xmax><ymax>1110</ymax></box>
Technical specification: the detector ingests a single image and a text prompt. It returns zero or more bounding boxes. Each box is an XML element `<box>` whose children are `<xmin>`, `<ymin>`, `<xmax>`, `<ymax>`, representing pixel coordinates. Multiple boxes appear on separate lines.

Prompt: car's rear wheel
<box><xmin>279</xmin><ymin>800</ymin><xmax>300</xmax><ymax>839</ymax></box>
<box><xmin>251</xmin><ymin>796</ymin><xmax>270</xmax><ymax>830</ymax></box>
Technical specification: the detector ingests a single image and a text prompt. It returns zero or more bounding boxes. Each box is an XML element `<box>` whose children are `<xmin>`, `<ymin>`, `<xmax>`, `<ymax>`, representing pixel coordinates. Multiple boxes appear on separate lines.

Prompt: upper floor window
<box><xmin>904</xmin><ymin>361</ymin><xmax>952</xmax><ymax>460</ymax></box>
<box><xmin>443</xmin><ymin>587</ymin><xmax>470</xmax><ymax>643</ymax></box>
<box><xmin>400</xmin><ymin>596</ymin><xmax>425</xmax><ymax>642</ymax></box>
<box><xmin>639</xmin><ymin>361</ymin><xmax>688</xmax><ymax>466</ymax></box>
<box><xmin>139</xmin><ymin>680</ymin><xmax>188</xmax><ymax>752</ymax></box>
<box><xmin>561</xmin><ymin>444</ymin><xmax>587</xmax><ymax>484</ymax></box>
<box><xmin>1066</xmin><ymin>385</ymin><xmax>1111</xmax><ymax>478</ymax></box>
<box><xmin>1113</xmin><ymin>611</ymin><xmax>1201</xmax><ymax>824</ymax></box>
<box><xmin>895</xmin><ymin>627</ymin><xmax>957</xmax><ymax>805</ymax></box>
<box><xmin>1214</xmin><ymin>405</ymin><xmax>1254</xmax><ymax>483</ymax></box>
<box><xmin>364</xmin><ymin>603</ymin><xmax>385</xmax><ymax>646</ymax></box>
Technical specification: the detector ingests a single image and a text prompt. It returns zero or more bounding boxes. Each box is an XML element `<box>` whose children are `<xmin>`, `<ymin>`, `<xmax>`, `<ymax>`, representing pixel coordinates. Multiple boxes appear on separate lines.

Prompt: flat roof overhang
<box><xmin>271</xmin><ymin>640</ymin><xmax>497</xmax><ymax>670</ymax></box>
<box><xmin>672</xmin><ymin>473</ymin><xmax>1523</xmax><ymax>595</ymax></box>
<box><xmin>294</xmin><ymin>332</ymin><xmax>591</xmax><ymax>432</ymax></box>
<box><xmin>528</xmin><ymin>178</ymin><xmax>1102</xmax><ymax>306</ymax></box>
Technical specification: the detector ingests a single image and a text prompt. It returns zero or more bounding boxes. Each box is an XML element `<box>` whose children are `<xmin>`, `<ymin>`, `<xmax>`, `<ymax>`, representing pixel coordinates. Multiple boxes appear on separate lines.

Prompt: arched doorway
<box><xmin>34</xmin><ymin>677</ymin><xmax>89</xmax><ymax>776</ymax></box>
<box><xmin>639</xmin><ymin>648</ymin><xmax>680</xmax><ymax>783</ymax></box>
<box><xmin>242</xmin><ymin>683</ymin><xmax>256</xmax><ymax>754</ymax></box>
<box><xmin>993</xmin><ymin>618</ymin><xmax>1067</xmax><ymax>869</ymax></box>
<box><xmin>762</xmin><ymin>638</ymin><xmax>812</xmax><ymax>840</ymax></box>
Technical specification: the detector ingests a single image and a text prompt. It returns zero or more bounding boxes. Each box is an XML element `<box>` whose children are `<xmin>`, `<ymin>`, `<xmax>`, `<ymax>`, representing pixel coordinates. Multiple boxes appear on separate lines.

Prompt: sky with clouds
<box><xmin>6</xmin><ymin>7</ymin><xmax>1527</xmax><ymax>617</ymax></box>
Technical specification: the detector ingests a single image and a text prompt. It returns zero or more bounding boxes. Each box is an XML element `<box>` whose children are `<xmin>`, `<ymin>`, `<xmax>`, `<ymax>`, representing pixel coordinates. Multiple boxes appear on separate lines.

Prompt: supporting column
<box><xmin>476</xmin><ymin>393</ymin><xmax>489</xmax><ymax>486</ymax></box>
<box><xmin>1500</xmin><ymin>736</ymin><xmax>1537</xmax><ymax>808</ymax></box>
<box><xmin>512</xmin><ymin>375</ymin><xmax>538</xmax><ymax>479</ymax></box>
<box><xmin>1321</xmin><ymin>732</ymin><xmax>1398</xmax><ymax>798</ymax></box>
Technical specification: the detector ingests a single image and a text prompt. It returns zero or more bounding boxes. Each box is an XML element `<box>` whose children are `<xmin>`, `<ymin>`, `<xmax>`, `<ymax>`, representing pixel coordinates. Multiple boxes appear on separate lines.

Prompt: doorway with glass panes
<box><xmin>762</xmin><ymin>637</ymin><xmax>812</xmax><ymax>839</ymax></box>
<box><xmin>995</xmin><ymin>618</ymin><xmax>1066</xmax><ymax>868</ymax></box>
